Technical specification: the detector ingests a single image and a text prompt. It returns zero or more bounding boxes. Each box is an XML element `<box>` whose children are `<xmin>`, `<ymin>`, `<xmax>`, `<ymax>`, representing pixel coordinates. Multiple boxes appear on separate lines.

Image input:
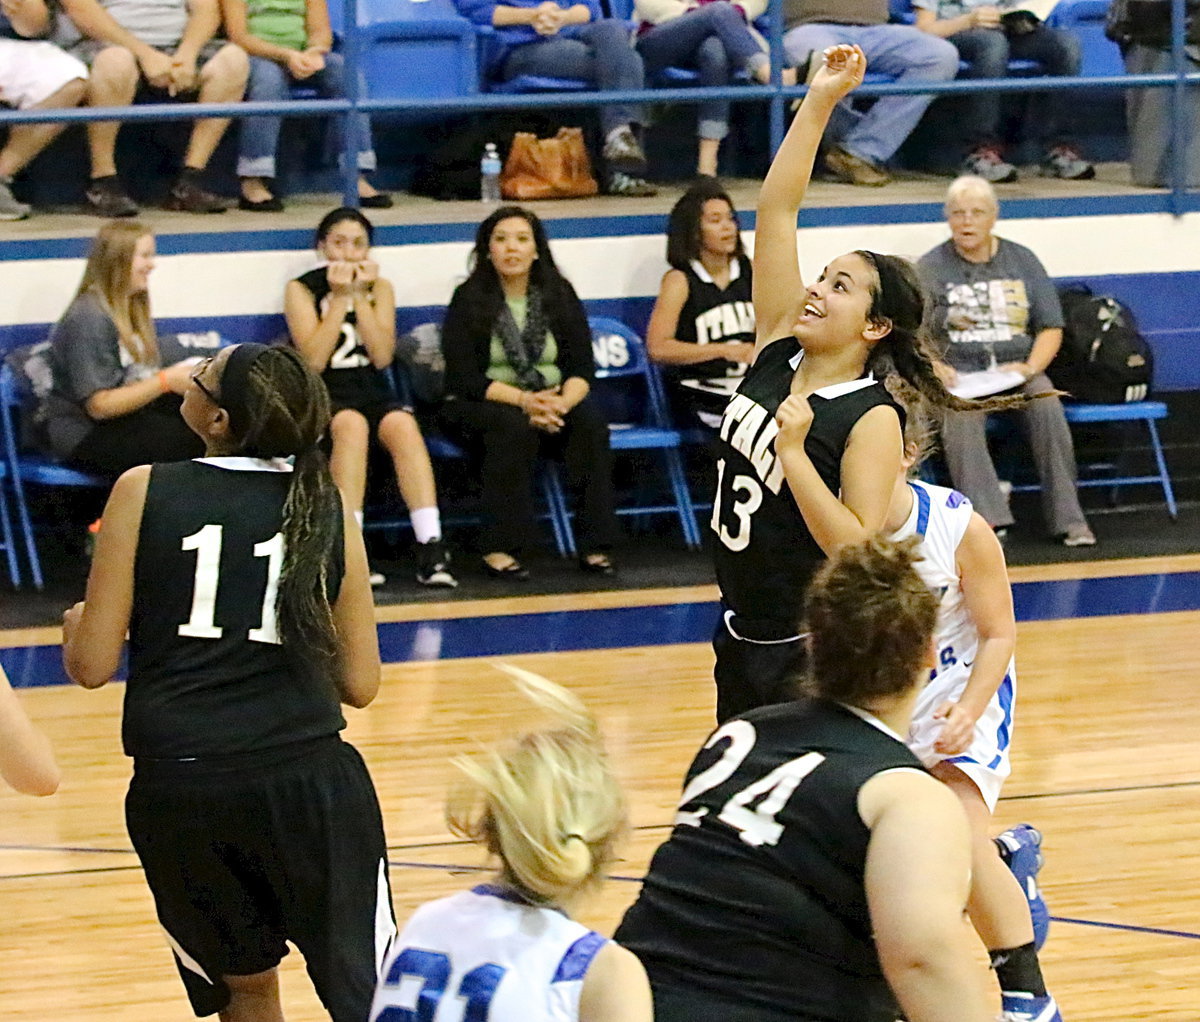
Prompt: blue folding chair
<box><xmin>359</xmin><ymin>0</ymin><xmax>480</xmax><ymax>99</ymax></box>
<box><xmin>1045</xmin><ymin>0</ymin><xmax>1125</xmax><ymax>78</ymax></box>
<box><xmin>553</xmin><ymin>318</ymin><xmax>701</xmax><ymax>553</ymax></box>
<box><xmin>0</xmin><ymin>363</ymin><xmax>108</xmax><ymax>591</ymax></box>
<box><xmin>0</xmin><ymin>458</ymin><xmax>19</xmax><ymax>588</ymax></box>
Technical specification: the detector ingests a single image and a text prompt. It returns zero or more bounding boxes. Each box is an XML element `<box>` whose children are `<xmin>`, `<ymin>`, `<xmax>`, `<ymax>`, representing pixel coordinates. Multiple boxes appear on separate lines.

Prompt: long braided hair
<box><xmin>855</xmin><ymin>251</ymin><xmax>1033</xmax><ymax>415</ymax></box>
<box><xmin>222</xmin><ymin>345</ymin><xmax>341</xmax><ymax>662</ymax></box>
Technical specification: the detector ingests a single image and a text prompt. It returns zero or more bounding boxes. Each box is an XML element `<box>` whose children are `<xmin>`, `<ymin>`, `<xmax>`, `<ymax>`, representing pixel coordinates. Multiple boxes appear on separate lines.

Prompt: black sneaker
<box><xmin>415</xmin><ymin>539</ymin><xmax>458</xmax><ymax>588</ymax></box>
<box><xmin>164</xmin><ymin>174</ymin><xmax>228</xmax><ymax>213</ymax></box>
<box><xmin>85</xmin><ymin>176</ymin><xmax>139</xmax><ymax>218</ymax></box>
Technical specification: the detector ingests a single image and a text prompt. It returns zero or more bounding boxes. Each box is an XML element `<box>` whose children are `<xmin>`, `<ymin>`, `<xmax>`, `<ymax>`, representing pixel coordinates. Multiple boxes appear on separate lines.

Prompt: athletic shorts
<box><xmin>125</xmin><ymin>735</ymin><xmax>396</xmax><ymax>1020</ymax></box>
<box><xmin>330</xmin><ymin>399</ymin><xmax>414</xmax><ymax>436</ymax></box>
<box><xmin>68</xmin><ymin>38</ymin><xmax>226</xmax><ymax>79</ymax></box>
<box><xmin>0</xmin><ymin>39</ymin><xmax>87</xmax><ymax>110</ymax></box>
<box><xmin>907</xmin><ymin>666</ymin><xmax>1015</xmax><ymax>811</ymax></box>
<box><xmin>712</xmin><ymin>610</ymin><xmax>808</xmax><ymax>724</ymax></box>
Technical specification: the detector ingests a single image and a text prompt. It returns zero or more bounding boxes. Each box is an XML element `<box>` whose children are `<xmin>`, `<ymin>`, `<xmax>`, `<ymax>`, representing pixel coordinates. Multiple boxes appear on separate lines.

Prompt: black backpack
<box><xmin>1048</xmin><ymin>286</ymin><xmax>1153</xmax><ymax>404</ymax></box>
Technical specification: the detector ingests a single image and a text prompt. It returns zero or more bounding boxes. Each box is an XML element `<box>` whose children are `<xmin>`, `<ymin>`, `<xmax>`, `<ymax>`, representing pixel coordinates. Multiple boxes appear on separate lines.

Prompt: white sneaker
<box><xmin>0</xmin><ymin>177</ymin><xmax>31</xmax><ymax>221</ymax></box>
<box><xmin>368</xmin><ymin>569</ymin><xmax>386</xmax><ymax>587</ymax></box>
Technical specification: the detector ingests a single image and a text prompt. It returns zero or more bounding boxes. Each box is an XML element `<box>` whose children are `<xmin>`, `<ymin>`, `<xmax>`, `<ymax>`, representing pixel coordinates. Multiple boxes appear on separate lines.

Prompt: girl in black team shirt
<box><xmin>709</xmin><ymin>45</ymin><xmax>1023</xmax><ymax>723</ymax></box>
<box><xmin>62</xmin><ymin>344</ymin><xmax>394</xmax><ymax>1022</ymax></box>
<box><xmin>646</xmin><ymin>178</ymin><xmax>756</xmax><ymax>429</ymax></box>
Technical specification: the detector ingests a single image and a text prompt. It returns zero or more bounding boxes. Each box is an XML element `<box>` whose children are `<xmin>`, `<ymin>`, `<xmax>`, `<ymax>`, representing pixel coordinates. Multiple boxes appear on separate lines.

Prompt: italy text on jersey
<box><xmin>711</xmin><ymin>394</ymin><xmax>786</xmax><ymax>552</ymax></box>
<box><xmin>695</xmin><ymin>301</ymin><xmax>754</xmax><ymax>345</ymax></box>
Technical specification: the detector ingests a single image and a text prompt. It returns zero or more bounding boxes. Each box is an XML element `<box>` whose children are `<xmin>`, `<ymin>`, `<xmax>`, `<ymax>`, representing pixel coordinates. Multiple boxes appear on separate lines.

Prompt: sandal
<box><xmin>579</xmin><ymin>553</ymin><xmax>616</xmax><ymax>576</ymax></box>
<box><xmin>483</xmin><ymin>555</ymin><xmax>530</xmax><ymax>581</ymax></box>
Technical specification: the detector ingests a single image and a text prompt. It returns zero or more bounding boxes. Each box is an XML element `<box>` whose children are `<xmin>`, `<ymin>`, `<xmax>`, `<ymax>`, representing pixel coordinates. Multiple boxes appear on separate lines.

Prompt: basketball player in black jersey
<box><xmin>615</xmin><ymin>536</ymin><xmax>993</xmax><ymax>1022</ymax></box>
<box><xmin>63</xmin><ymin>344</ymin><xmax>394</xmax><ymax>1022</ymax></box>
<box><xmin>647</xmin><ymin>179</ymin><xmax>756</xmax><ymax>429</ymax></box>
<box><xmin>286</xmin><ymin>207</ymin><xmax>456</xmax><ymax>589</ymax></box>
<box><xmin>710</xmin><ymin>45</ymin><xmax>1025</xmax><ymax>722</ymax></box>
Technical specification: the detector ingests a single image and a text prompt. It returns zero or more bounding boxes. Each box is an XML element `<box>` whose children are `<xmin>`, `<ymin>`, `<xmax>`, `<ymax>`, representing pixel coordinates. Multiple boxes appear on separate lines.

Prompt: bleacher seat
<box><xmin>0</xmin><ymin>364</ymin><xmax>108</xmax><ymax>592</ymax></box>
<box><xmin>1045</xmin><ymin>0</ymin><xmax>1124</xmax><ymax>78</ymax></box>
<box><xmin>565</xmin><ymin>318</ymin><xmax>701</xmax><ymax>551</ymax></box>
<box><xmin>358</xmin><ymin>0</ymin><xmax>480</xmax><ymax>99</ymax></box>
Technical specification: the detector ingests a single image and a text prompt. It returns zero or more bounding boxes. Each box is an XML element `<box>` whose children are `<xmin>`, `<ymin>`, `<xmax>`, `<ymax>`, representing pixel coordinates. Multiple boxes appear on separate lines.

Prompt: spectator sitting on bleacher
<box><xmin>781</xmin><ymin>0</ymin><xmax>959</xmax><ymax>186</ymax></box>
<box><xmin>284</xmin><ymin>208</ymin><xmax>456</xmax><ymax>589</ymax></box>
<box><xmin>646</xmin><ymin>178</ymin><xmax>754</xmax><ymax>429</ymax></box>
<box><xmin>633</xmin><ymin>0</ymin><xmax>797</xmax><ymax>178</ymax></box>
<box><xmin>917</xmin><ymin>175</ymin><xmax>1096</xmax><ymax>547</ymax></box>
<box><xmin>43</xmin><ymin>221</ymin><xmax>207</xmax><ymax>477</ymax></box>
<box><xmin>440</xmin><ymin>206</ymin><xmax>618</xmax><ymax>580</ymax></box>
<box><xmin>57</xmin><ymin>0</ymin><xmax>249</xmax><ymax>216</ymax></box>
<box><xmin>913</xmin><ymin>0</ymin><xmax>1095</xmax><ymax>183</ymax></box>
<box><xmin>219</xmin><ymin>0</ymin><xmax>390</xmax><ymax>211</ymax></box>
<box><xmin>454</xmin><ymin>0</ymin><xmax>657</xmax><ymax>196</ymax></box>
<box><xmin>0</xmin><ymin>0</ymin><xmax>88</xmax><ymax>220</ymax></box>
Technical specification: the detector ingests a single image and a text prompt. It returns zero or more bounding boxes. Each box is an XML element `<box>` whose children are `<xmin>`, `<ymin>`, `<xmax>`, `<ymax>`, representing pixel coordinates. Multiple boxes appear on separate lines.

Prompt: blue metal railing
<box><xmin>0</xmin><ymin>0</ymin><xmax>1196</xmax><ymax>212</ymax></box>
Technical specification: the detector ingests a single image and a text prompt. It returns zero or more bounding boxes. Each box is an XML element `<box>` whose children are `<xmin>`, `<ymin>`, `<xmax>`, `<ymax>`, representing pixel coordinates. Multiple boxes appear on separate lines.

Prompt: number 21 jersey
<box><xmin>712</xmin><ymin>337</ymin><xmax>904</xmax><ymax>630</ymax></box>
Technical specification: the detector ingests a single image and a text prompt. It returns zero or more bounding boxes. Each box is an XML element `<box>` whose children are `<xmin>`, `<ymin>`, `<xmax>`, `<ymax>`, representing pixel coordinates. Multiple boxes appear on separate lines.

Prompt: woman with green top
<box><xmin>440</xmin><ymin>207</ymin><xmax>618</xmax><ymax>581</ymax></box>
<box><xmin>220</xmin><ymin>0</ymin><xmax>390</xmax><ymax>211</ymax></box>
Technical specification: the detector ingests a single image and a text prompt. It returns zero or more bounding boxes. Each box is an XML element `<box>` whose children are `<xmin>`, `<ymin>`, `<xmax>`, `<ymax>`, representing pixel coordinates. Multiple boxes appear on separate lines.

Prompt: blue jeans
<box><xmin>950</xmin><ymin>26</ymin><xmax>1081</xmax><ymax>150</ymax></box>
<box><xmin>237</xmin><ymin>51</ymin><xmax>376</xmax><ymax>179</ymax></box>
<box><xmin>637</xmin><ymin>4</ymin><xmax>767</xmax><ymax>140</ymax></box>
<box><xmin>782</xmin><ymin>22</ymin><xmax>958</xmax><ymax>164</ymax></box>
<box><xmin>501</xmin><ymin>20</ymin><xmax>645</xmax><ymax>137</ymax></box>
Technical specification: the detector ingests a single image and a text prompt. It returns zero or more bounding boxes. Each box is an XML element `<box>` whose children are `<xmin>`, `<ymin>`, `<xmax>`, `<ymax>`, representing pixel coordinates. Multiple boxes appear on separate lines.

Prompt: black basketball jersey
<box><xmin>124</xmin><ymin>458</ymin><xmax>346</xmax><ymax>760</ymax></box>
<box><xmin>673</xmin><ymin>255</ymin><xmax>755</xmax><ymax>384</ymax></box>
<box><xmin>615</xmin><ymin>698</ymin><xmax>925</xmax><ymax>1022</ymax></box>
<box><xmin>295</xmin><ymin>267</ymin><xmax>392</xmax><ymax>410</ymax></box>
<box><xmin>712</xmin><ymin>337</ymin><xmax>904</xmax><ymax>631</ymax></box>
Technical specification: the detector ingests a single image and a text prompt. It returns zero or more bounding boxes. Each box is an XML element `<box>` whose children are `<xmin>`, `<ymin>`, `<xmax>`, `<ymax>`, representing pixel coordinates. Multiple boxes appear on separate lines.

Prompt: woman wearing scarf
<box><xmin>440</xmin><ymin>207</ymin><xmax>618</xmax><ymax>580</ymax></box>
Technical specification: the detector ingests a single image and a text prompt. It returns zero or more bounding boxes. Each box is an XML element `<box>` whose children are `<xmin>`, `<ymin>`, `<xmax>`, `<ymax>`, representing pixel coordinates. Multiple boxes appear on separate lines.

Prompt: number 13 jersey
<box><xmin>126</xmin><ymin>457</ymin><xmax>346</xmax><ymax>761</ymax></box>
<box><xmin>712</xmin><ymin>337</ymin><xmax>904</xmax><ymax>631</ymax></box>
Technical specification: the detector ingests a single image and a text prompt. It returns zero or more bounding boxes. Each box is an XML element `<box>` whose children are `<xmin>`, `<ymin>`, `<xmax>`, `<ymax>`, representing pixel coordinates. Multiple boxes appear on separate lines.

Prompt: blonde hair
<box><xmin>75</xmin><ymin>221</ymin><xmax>158</xmax><ymax>366</ymax></box>
<box><xmin>447</xmin><ymin>665</ymin><xmax>626</xmax><ymax>906</ymax></box>
<box><xmin>944</xmin><ymin>174</ymin><xmax>999</xmax><ymax>216</ymax></box>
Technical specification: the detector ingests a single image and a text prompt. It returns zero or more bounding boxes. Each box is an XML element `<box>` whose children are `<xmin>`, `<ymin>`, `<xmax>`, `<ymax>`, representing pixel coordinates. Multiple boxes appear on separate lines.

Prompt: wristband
<box><xmin>158</xmin><ymin>369</ymin><xmax>170</xmax><ymax>394</ymax></box>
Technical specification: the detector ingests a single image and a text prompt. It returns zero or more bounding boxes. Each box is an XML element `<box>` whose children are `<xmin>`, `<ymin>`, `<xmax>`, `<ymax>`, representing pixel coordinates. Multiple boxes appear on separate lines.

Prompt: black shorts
<box><xmin>125</xmin><ymin>736</ymin><xmax>394</xmax><ymax>1020</ymax></box>
<box><xmin>712</xmin><ymin>611</ymin><xmax>809</xmax><ymax>724</ymax></box>
<box><xmin>653</xmin><ymin>983</ymin><xmax>821</xmax><ymax>1022</ymax></box>
<box><xmin>329</xmin><ymin>399</ymin><xmax>413</xmax><ymax>436</ymax></box>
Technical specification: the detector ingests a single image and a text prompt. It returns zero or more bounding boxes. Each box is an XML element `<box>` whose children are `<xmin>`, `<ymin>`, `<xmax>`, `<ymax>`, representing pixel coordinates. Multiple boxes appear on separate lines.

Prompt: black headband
<box><xmin>861</xmin><ymin>251</ymin><xmax>908</xmax><ymax>331</ymax></box>
<box><xmin>220</xmin><ymin>342</ymin><xmax>271</xmax><ymax>439</ymax></box>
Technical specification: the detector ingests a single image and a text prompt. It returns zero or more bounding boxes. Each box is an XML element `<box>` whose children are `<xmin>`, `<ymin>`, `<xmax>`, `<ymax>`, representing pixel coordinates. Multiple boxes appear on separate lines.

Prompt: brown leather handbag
<box><xmin>500</xmin><ymin>128</ymin><xmax>599</xmax><ymax>200</ymax></box>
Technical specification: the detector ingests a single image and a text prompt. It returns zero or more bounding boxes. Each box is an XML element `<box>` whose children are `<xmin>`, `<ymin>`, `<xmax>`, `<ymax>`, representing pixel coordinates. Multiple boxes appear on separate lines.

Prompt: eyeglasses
<box><xmin>190</xmin><ymin>357</ymin><xmax>220</xmax><ymax>404</ymax></box>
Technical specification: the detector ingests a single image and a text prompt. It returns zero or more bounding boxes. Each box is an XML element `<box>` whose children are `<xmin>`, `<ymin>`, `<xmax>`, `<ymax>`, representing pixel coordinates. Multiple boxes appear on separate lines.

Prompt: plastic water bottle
<box><xmin>480</xmin><ymin>143</ymin><xmax>502</xmax><ymax>203</ymax></box>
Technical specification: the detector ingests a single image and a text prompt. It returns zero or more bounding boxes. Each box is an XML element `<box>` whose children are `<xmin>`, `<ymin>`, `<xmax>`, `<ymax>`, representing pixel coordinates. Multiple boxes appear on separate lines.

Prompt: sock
<box><xmin>353</xmin><ymin>510</ymin><xmax>364</xmax><ymax>529</ymax></box>
<box><xmin>990</xmin><ymin>942</ymin><xmax>1047</xmax><ymax>998</ymax></box>
<box><xmin>410</xmin><ymin>507</ymin><xmax>441</xmax><ymax>545</ymax></box>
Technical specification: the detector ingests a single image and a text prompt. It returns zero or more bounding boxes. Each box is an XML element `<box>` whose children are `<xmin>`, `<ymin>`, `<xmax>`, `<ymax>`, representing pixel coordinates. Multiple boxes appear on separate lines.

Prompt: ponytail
<box><xmin>446</xmin><ymin>665</ymin><xmax>626</xmax><ymax>906</ymax></box>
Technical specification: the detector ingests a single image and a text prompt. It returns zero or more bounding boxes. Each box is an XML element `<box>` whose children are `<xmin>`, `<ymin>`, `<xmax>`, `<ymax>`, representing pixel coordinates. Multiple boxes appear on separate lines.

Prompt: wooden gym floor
<box><xmin>2</xmin><ymin>554</ymin><xmax>1200</xmax><ymax>1020</ymax></box>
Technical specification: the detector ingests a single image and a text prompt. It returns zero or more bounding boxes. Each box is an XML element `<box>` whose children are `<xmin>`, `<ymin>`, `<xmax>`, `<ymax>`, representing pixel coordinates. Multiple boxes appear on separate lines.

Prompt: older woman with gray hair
<box><xmin>917</xmin><ymin>175</ymin><xmax>1095</xmax><ymax>547</ymax></box>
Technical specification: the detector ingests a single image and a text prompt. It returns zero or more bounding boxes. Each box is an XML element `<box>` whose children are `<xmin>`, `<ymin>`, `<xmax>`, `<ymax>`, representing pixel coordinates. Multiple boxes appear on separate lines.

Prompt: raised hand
<box><xmin>807</xmin><ymin>44</ymin><xmax>867</xmax><ymax>104</ymax></box>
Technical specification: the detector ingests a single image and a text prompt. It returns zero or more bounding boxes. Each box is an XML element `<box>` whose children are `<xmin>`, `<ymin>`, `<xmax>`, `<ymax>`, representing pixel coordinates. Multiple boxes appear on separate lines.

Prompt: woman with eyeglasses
<box><xmin>62</xmin><ymin>343</ymin><xmax>393</xmax><ymax>1022</ymax></box>
<box><xmin>43</xmin><ymin>221</ymin><xmax>211</xmax><ymax>477</ymax></box>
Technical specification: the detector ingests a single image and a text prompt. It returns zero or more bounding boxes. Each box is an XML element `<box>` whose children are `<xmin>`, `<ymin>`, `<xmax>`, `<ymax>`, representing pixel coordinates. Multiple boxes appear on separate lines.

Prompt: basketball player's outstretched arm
<box><xmin>752</xmin><ymin>45</ymin><xmax>866</xmax><ymax>352</ymax></box>
<box><xmin>933</xmin><ymin>512</ymin><xmax>1017</xmax><ymax>755</ymax></box>
<box><xmin>0</xmin><ymin>666</ymin><xmax>60</xmax><ymax>796</ymax></box>
<box><xmin>62</xmin><ymin>465</ymin><xmax>150</xmax><ymax>690</ymax></box>
<box><xmin>330</xmin><ymin>497</ymin><xmax>382</xmax><ymax>708</ymax></box>
<box><xmin>859</xmin><ymin>769</ymin><xmax>993</xmax><ymax>1022</ymax></box>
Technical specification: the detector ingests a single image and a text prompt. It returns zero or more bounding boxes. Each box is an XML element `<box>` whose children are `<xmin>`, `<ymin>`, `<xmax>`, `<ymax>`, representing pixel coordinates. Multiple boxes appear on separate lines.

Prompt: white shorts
<box><xmin>906</xmin><ymin>665</ymin><xmax>1015</xmax><ymax>812</ymax></box>
<box><xmin>0</xmin><ymin>39</ymin><xmax>87</xmax><ymax>110</ymax></box>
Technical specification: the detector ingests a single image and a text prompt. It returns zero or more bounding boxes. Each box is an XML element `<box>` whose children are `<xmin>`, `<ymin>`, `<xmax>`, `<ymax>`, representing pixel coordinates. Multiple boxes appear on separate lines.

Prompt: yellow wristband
<box><xmin>158</xmin><ymin>370</ymin><xmax>170</xmax><ymax>394</ymax></box>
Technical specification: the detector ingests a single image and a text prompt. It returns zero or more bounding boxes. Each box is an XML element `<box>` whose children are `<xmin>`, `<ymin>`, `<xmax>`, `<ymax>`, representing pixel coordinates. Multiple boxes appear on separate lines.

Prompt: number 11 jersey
<box><xmin>712</xmin><ymin>337</ymin><xmax>905</xmax><ymax>632</ymax></box>
<box><xmin>125</xmin><ymin>457</ymin><xmax>346</xmax><ymax>760</ymax></box>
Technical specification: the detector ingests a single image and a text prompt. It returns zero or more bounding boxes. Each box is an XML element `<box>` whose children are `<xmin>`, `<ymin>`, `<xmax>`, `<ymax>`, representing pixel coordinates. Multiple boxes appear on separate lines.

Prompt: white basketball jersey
<box><xmin>889</xmin><ymin>479</ymin><xmax>978</xmax><ymax>681</ymax></box>
<box><xmin>369</xmin><ymin>885</ymin><xmax>607</xmax><ymax>1022</ymax></box>
<box><xmin>891</xmin><ymin>479</ymin><xmax>1016</xmax><ymax>810</ymax></box>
